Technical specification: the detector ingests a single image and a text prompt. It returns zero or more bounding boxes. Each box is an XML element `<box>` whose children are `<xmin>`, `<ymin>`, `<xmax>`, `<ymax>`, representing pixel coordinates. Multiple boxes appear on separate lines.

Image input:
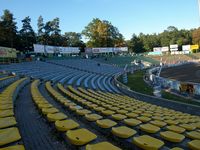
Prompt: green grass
<box><xmin>120</xmin><ymin>70</ymin><xmax>154</xmax><ymax>95</ymax></box>
<box><xmin>118</xmin><ymin>70</ymin><xmax>200</xmax><ymax>106</ymax></box>
<box><xmin>162</xmin><ymin>91</ymin><xmax>200</xmax><ymax>106</ymax></box>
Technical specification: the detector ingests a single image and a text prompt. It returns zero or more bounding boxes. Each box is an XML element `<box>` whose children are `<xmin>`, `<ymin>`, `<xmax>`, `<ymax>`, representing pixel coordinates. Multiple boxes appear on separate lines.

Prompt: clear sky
<box><xmin>0</xmin><ymin>0</ymin><xmax>199</xmax><ymax>40</ymax></box>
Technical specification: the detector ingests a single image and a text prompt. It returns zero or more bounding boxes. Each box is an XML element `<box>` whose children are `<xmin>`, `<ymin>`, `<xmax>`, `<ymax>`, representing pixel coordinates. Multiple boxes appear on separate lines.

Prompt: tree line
<box><xmin>0</xmin><ymin>9</ymin><xmax>199</xmax><ymax>53</ymax></box>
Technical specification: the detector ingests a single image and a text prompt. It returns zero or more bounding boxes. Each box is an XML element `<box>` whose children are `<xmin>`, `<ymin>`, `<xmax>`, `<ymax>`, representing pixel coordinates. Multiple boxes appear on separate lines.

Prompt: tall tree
<box><xmin>192</xmin><ymin>27</ymin><xmax>200</xmax><ymax>45</ymax></box>
<box><xmin>19</xmin><ymin>16</ymin><xmax>36</xmax><ymax>51</ymax></box>
<box><xmin>0</xmin><ymin>9</ymin><xmax>17</xmax><ymax>48</ymax></box>
<box><xmin>82</xmin><ymin>18</ymin><xmax>124</xmax><ymax>47</ymax></box>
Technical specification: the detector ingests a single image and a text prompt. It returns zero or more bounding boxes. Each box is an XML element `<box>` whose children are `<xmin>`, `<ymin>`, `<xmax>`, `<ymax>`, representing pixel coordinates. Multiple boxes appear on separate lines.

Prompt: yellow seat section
<box><xmin>124</xmin><ymin>118</ymin><xmax>141</xmax><ymax>126</ymax></box>
<box><xmin>85</xmin><ymin>114</ymin><xmax>102</xmax><ymax>121</ymax></box>
<box><xmin>69</xmin><ymin>105</ymin><xmax>82</xmax><ymax>111</ymax></box>
<box><xmin>126</xmin><ymin>112</ymin><xmax>138</xmax><ymax>118</ymax></box>
<box><xmin>0</xmin><ymin>104</ymin><xmax>13</xmax><ymax>110</ymax></box>
<box><xmin>137</xmin><ymin>116</ymin><xmax>151</xmax><ymax>122</ymax></box>
<box><xmin>41</xmin><ymin>108</ymin><xmax>59</xmax><ymax>115</ymax></box>
<box><xmin>86</xmin><ymin>142</ymin><xmax>121</xmax><ymax>150</ymax></box>
<box><xmin>111</xmin><ymin>114</ymin><xmax>127</xmax><ymax>121</ymax></box>
<box><xmin>116</xmin><ymin>109</ymin><xmax>128</xmax><ymax>115</ymax></box>
<box><xmin>111</xmin><ymin>126</ymin><xmax>136</xmax><ymax>138</ymax></box>
<box><xmin>76</xmin><ymin>109</ymin><xmax>91</xmax><ymax>116</ymax></box>
<box><xmin>101</xmin><ymin>110</ymin><xmax>115</xmax><ymax>116</ymax></box>
<box><xmin>96</xmin><ymin>119</ymin><xmax>117</xmax><ymax>128</ymax></box>
<box><xmin>186</xmin><ymin>131</ymin><xmax>200</xmax><ymax>140</ymax></box>
<box><xmin>0</xmin><ymin>109</ymin><xmax>14</xmax><ymax>118</ymax></box>
<box><xmin>165</xmin><ymin>120</ymin><xmax>179</xmax><ymax>125</ymax></box>
<box><xmin>160</xmin><ymin>131</ymin><xmax>185</xmax><ymax>143</ymax></box>
<box><xmin>0</xmin><ymin>145</ymin><xmax>25</xmax><ymax>150</ymax></box>
<box><xmin>38</xmin><ymin>103</ymin><xmax>53</xmax><ymax>109</ymax></box>
<box><xmin>93</xmin><ymin>107</ymin><xmax>105</xmax><ymax>112</ymax></box>
<box><xmin>55</xmin><ymin>119</ymin><xmax>80</xmax><ymax>132</ymax></box>
<box><xmin>179</xmin><ymin>124</ymin><xmax>196</xmax><ymax>131</ymax></box>
<box><xmin>170</xmin><ymin>147</ymin><xmax>183</xmax><ymax>150</ymax></box>
<box><xmin>133</xmin><ymin>135</ymin><xmax>164</xmax><ymax>150</ymax></box>
<box><xmin>0</xmin><ymin>127</ymin><xmax>21</xmax><ymax>146</ymax></box>
<box><xmin>66</xmin><ymin>128</ymin><xmax>97</xmax><ymax>146</ymax></box>
<box><xmin>167</xmin><ymin>125</ymin><xmax>186</xmax><ymax>133</ymax></box>
<box><xmin>188</xmin><ymin>140</ymin><xmax>200</xmax><ymax>150</ymax></box>
<box><xmin>47</xmin><ymin>113</ymin><xmax>67</xmax><ymax>122</ymax></box>
<box><xmin>0</xmin><ymin>117</ymin><xmax>17</xmax><ymax>129</ymax></box>
<box><xmin>140</xmin><ymin>123</ymin><xmax>160</xmax><ymax>133</ymax></box>
<box><xmin>150</xmin><ymin>120</ymin><xmax>167</xmax><ymax>127</ymax></box>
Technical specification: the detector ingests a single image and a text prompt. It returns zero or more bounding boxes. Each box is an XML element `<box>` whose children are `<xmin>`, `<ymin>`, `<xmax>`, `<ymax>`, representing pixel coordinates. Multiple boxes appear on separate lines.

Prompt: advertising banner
<box><xmin>170</xmin><ymin>44</ymin><xmax>178</xmax><ymax>51</ymax></box>
<box><xmin>190</xmin><ymin>45</ymin><xmax>199</xmax><ymax>50</ymax></box>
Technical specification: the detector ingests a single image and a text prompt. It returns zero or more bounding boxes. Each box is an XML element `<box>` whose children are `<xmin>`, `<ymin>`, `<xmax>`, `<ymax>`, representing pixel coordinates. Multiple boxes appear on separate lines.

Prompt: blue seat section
<box><xmin>0</xmin><ymin>59</ymin><xmax>123</xmax><ymax>93</ymax></box>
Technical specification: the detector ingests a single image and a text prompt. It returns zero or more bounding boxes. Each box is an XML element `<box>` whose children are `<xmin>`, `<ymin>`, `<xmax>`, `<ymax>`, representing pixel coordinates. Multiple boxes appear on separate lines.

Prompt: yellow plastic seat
<box><xmin>76</xmin><ymin>109</ymin><xmax>91</xmax><ymax>116</ymax></box>
<box><xmin>152</xmin><ymin>116</ymin><xmax>164</xmax><ymax>121</ymax></box>
<box><xmin>112</xmin><ymin>126</ymin><xmax>136</xmax><ymax>138</ymax></box>
<box><xmin>165</xmin><ymin>120</ymin><xmax>179</xmax><ymax>125</ymax></box>
<box><xmin>179</xmin><ymin>124</ymin><xmax>196</xmax><ymax>131</ymax></box>
<box><xmin>47</xmin><ymin>113</ymin><xmax>67</xmax><ymax>122</ymax></box>
<box><xmin>85</xmin><ymin>114</ymin><xmax>102</xmax><ymax>121</ymax></box>
<box><xmin>55</xmin><ymin>119</ymin><xmax>80</xmax><ymax>132</ymax></box>
<box><xmin>160</xmin><ymin>131</ymin><xmax>185</xmax><ymax>143</ymax></box>
<box><xmin>86</xmin><ymin>142</ymin><xmax>121</xmax><ymax>150</ymax></box>
<box><xmin>93</xmin><ymin>107</ymin><xmax>105</xmax><ymax>112</ymax></box>
<box><xmin>41</xmin><ymin>108</ymin><xmax>59</xmax><ymax>115</ymax></box>
<box><xmin>69</xmin><ymin>105</ymin><xmax>82</xmax><ymax>111</ymax></box>
<box><xmin>101</xmin><ymin>110</ymin><xmax>115</xmax><ymax>116</ymax></box>
<box><xmin>111</xmin><ymin>114</ymin><xmax>127</xmax><ymax>121</ymax></box>
<box><xmin>96</xmin><ymin>119</ymin><xmax>117</xmax><ymax>128</ymax></box>
<box><xmin>124</xmin><ymin>118</ymin><xmax>141</xmax><ymax>126</ymax></box>
<box><xmin>140</xmin><ymin>123</ymin><xmax>160</xmax><ymax>133</ymax></box>
<box><xmin>0</xmin><ymin>109</ymin><xmax>14</xmax><ymax>118</ymax></box>
<box><xmin>38</xmin><ymin>103</ymin><xmax>53</xmax><ymax>109</ymax></box>
<box><xmin>137</xmin><ymin>116</ymin><xmax>151</xmax><ymax>122</ymax></box>
<box><xmin>116</xmin><ymin>109</ymin><xmax>128</xmax><ymax>115</ymax></box>
<box><xmin>0</xmin><ymin>127</ymin><xmax>21</xmax><ymax>146</ymax></box>
<box><xmin>186</xmin><ymin>131</ymin><xmax>200</xmax><ymax>140</ymax></box>
<box><xmin>126</xmin><ymin>112</ymin><xmax>138</xmax><ymax>118</ymax></box>
<box><xmin>167</xmin><ymin>125</ymin><xmax>186</xmax><ymax>133</ymax></box>
<box><xmin>0</xmin><ymin>117</ymin><xmax>17</xmax><ymax>129</ymax></box>
<box><xmin>66</xmin><ymin>128</ymin><xmax>97</xmax><ymax>146</ymax></box>
<box><xmin>0</xmin><ymin>145</ymin><xmax>25</xmax><ymax>150</ymax></box>
<box><xmin>150</xmin><ymin>120</ymin><xmax>166</xmax><ymax>127</ymax></box>
<box><xmin>170</xmin><ymin>147</ymin><xmax>183</xmax><ymax>150</ymax></box>
<box><xmin>188</xmin><ymin>140</ymin><xmax>200</xmax><ymax>150</ymax></box>
<box><xmin>0</xmin><ymin>104</ymin><xmax>13</xmax><ymax>110</ymax></box>
<box><xmin>133</xmin><ymin>135</ymin><xmax>164</xmax><ymax>150</ymax></box>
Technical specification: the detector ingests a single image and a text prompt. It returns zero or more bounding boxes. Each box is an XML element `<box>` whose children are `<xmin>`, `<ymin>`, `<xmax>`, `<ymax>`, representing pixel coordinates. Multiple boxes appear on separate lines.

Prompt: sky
<box><xmin>0</xmin><ymin>0</ymin><xmax>199</xmax><ymax>40</ymax></box>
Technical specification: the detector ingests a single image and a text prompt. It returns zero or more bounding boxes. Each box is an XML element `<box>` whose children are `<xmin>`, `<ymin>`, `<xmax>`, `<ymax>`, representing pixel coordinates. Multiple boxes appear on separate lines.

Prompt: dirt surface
<box><xmin>160</xmin><ymin>63</ymin><xmax>200</xmax><ymax>83</ymax></box>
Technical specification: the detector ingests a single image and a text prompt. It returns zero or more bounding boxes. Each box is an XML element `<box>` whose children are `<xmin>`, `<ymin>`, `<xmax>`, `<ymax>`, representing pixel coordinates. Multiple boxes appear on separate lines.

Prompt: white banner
<box><xmin>170</xmin><ymin>44</ymin><xmax>178</xmax><ymax>51</ymax></box>
<box><xmin>33</xmin><ymin>44</ymin><xmax>45</xmax><ymax>53</ymax></box>
<box><xmin>161</xmin><ymin>47</ymin><xmax>169</xmax><ymax>52</ymax></box>
<box><xmin>86</xmin><ymin>47</ymin><xmax>128</xmax><ymax>54</ymax></box>
<box><xmin>153</xmin><ymin>47</ymin><xmax>162</xmax><ymax>52</ymax></box>
<box><xmin>33</xmin><ymin>44</ymin><xmax>80</xmax><ymax>54</ymax></box>
<box><xmin>182</xmin><ymin>45</ymin><xmax>190</xmax><ymax>51</ymax></box>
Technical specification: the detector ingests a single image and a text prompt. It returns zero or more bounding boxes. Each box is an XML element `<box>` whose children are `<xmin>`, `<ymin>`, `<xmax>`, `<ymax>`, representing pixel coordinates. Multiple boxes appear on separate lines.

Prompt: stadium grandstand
<box><xmin>0</xmin><ymin>0</ymin><xmax>200</xmax><ymax>149</ymax></box>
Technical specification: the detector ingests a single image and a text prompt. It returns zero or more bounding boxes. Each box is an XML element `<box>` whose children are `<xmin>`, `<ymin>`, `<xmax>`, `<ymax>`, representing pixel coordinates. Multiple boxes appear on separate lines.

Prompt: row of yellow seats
<box><xmin>0</xmin><ymin>75</ymin><xmax>15</xmax><ymax>82</ymax></box>
<box><xmin>60</xmin><ymin>85</ymin><xmax>200</xmax><ymax>150</ymax></box>
<box><xmin>57</xmin><ymin>84</ymin><xmax>167</xmax><ymax>149</ymax></box>
<box><xmin>46</xmin><ymin>82</ymin><xmax>121</xmax><ymax>150</ymax></box>
<box><xmin>0</xmin><ymin>78</ymin><xmax>27</xmax><ymax>150</ymax></box>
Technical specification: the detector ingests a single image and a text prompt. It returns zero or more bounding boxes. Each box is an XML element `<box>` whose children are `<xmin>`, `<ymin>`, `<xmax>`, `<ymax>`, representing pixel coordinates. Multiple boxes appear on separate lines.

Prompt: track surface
<box><xmin>161</xmin><ymin>63</ymin><xmax>200</xmax><ymax>83</ymax></box>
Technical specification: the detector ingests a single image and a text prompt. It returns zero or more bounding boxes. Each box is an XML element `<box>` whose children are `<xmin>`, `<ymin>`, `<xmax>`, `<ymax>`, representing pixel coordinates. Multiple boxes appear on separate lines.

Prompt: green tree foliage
<box><xmin>19</xmin><ymin>16</ymin><xmax>36</xmax><ymax>51</ymax></box>
<box><xmin>192</xmin><ymin>27</ymin><xmax>200</xmax><ymax>45</ymax></box>
<box><xmin>82</xmin><ymin>18</ymin><xmax>125</xmax><ymax>47</ymax></box>
<box><xmin>0</xmin><ymin>9</ymin><xmax>17</xmax><ymax>48</ymax></box>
